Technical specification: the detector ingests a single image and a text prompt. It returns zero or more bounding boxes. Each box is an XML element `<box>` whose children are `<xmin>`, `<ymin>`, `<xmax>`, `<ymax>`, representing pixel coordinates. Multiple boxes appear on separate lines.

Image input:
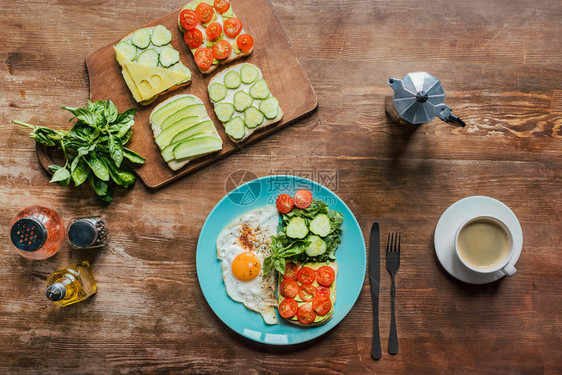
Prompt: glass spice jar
<box><xmin>67</xmin><ymin>216</ymin><xmax>108</xmax><ymax>249</ymax></box>
<box><xmin>9</xmin><ymin>205</ymin><xmax>65</xmax><ymax>260</ymax></box>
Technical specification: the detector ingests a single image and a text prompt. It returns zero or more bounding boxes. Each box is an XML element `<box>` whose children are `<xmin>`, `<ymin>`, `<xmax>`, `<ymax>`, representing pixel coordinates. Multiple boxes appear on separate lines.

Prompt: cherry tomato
<box><xmin>179</xmin><ymin>9</ymin><xmax>198</xmax><ymax>30</ymax></box>
<box><xmin>236</xmin><ymin>34</ymin><xmax>254</xmax><ymax>52</ymax></box>
<box><xmin>312</xmin><ymin>296</ymin><xmax>332</xmax><ymax>316</ymax></box>
<box><xmin>184</xmin><ymin>28</ymin><xmax>203</xmax><ymax>49</ymax></box>
<box><xmin>316</xmin><ymin>286</ymin><xmax>331</xmax><ymax>297</ymax></box>
<box><xmin>297</xmin><ymin>266</ymin><xmax>315</xmax><ymax>285</ymax></box>
<box><xmin>280</xmin><ymin>279</ymin><xmax>299</xmax><ymax>298</ymax></box>
<box><xmin>223</xmin><ymin>17</ymin><xmax>242</xmax><ymax>38</ymax></box>
<box><xmin>282</xmin><ymin>262</ymin><xmax>298</xmax><ymax>280</ymax></box>
<box><xmin>276</xmin><ymin>194</ymin><xmax>294</xmax><ymax>214</ymax></box>
<box><xmin>297</xmin><ymin>303</ymin><xmax>316</xmax><ymax>324</ymax></box>
<box><xmin>279</xmin><ymin>298</ymin><xmax>298</xmax><ymax>318</ymax></box>
<box><xmin>196</xmin><ymin>3</ymin><xmax>214</xmax><ymax>23</ymax></box>
<box><xmin>298</xmin><ymin>284</ymin><xmax>317</xmax><ymax>302</ymax></box>
<box><xmin>212</xmin><ymin>40</ymin><xmax>232</xmax><ymax>60</ymax></box>
<box><xmin>206</xmin><ymin>22</ymin><xmax>222</xmax><ymax>40</ymax></box>
<box><xmin>317</xmin><ymin>266</ymin><xmax>335</xmax><ymax>287</ymax></box>
<box><xmin>194</xmin><ymin>48</ymin><xmax>213</xmax><ymax>70</ymax></box>
<box><xmin>294</xmin><ymin>189</ymin><xmax>313</xmax><ymax>209</ymax></box>
<box><xmin>214</xmin><ymin>0</ymin><xmax>230</xmax><ymax>13</ymax></box>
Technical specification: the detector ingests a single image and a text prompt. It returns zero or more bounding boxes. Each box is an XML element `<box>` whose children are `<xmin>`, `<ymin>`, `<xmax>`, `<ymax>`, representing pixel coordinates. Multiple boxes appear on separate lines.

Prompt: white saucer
<box><xmin>434</xmin><ymin>196</ymin><xmax>523</xmax><ymax>284</ymax></box>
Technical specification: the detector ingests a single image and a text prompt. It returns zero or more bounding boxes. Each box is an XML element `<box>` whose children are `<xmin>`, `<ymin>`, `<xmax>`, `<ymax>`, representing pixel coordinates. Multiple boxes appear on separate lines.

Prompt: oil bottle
<box><xmin>45</xmin><ymin>261</ymin><xmax>97</xmax><ymax>307</ymax></box>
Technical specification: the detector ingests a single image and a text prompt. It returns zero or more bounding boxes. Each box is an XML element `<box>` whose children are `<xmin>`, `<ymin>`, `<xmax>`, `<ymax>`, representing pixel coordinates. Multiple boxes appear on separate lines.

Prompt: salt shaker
<box><xmin>67</xmin><ymin>216</ymin><xmax>108</xmax><ymax>249</ymax></box>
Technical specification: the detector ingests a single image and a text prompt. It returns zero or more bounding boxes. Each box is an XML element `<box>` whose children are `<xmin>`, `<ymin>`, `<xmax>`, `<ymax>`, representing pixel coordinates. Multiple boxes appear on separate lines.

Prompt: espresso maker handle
<box><xmin>436</xmin><ymin>105</ymin><xmax>466</xmax><ymax>127</ymax></box>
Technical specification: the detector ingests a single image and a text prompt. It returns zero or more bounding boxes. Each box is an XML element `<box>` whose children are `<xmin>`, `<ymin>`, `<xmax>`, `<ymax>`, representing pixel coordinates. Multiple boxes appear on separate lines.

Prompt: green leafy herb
<box><xmin>12</xmin><ymin>100</ymin><xmax>144</xmax><ymax>202</ymax></box>
<box><xmin>263</xmin><ymin>199</ymin><xmax>343</xmax><ymax>275</ymax></box>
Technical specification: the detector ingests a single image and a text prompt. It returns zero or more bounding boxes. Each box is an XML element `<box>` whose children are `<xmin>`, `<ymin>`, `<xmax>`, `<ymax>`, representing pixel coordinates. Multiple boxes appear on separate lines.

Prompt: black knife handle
<box><xmin>388</xmin><ymin>276</ymin><xmax>398</xmax><ymax>355</ymax></box>
<box><xmin>371</xmin><ymin>287</ymin><xmax>382</xmax><ymax>360</ymax></box>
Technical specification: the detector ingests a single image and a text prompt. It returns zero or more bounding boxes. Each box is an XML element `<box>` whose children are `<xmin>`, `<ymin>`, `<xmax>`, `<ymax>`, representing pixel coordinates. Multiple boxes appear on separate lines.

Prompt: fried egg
<box><xmin>216</xmin><ymin>205</ymin><xmax>279</xmax><ymax>325</ymax></box>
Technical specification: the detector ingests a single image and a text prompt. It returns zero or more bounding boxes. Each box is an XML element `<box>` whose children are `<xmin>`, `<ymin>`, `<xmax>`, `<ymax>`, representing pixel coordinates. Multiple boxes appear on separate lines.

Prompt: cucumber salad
<box><xmin>263</xmin><ymin>189</ymin><xmax>344</xmax><ymax>275</ymax></box>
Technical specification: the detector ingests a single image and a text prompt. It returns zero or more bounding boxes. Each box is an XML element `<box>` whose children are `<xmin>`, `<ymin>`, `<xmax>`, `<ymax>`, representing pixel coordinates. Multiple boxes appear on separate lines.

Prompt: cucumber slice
<box><xmin>136</xmin><ymin>49</ymin><xmax>159</xmax><ymax>67</ymax></box>
<box><xmin>244</xmin><ymin>106</ymin><xmax>264</xmax><ymax>128</ymax></box>
<box><xmin>309</xmin><ymin>214</ymin><xmax>331</xmax><ymax>237</ymax></box>
<box><xmin>168</xmin><ymin>63</ymin><xmax>192</xmax><ymax>83</ymax></box>
<box><xmin>131</xmin><ymin>28</ymin><xmax>151</xmax><ymax>49</ymax></box>
<box><xmin>286</xmin><ymin>217</ymin><xmax>309</xmax><ymax>239</ymax></box>
<box><xmin>249</xmin><ymin>79</ymin><xmax>270</xmax><ymax>99</ymax></box>
<box><xmin>233</xmin><ymin>90</ymin><xmax>253</xmax><ymax>112</ymax></box>
<box><xmin>214</xmin><ymin>102</ymin><xmax>235</xmax><ymax>122</ymax></box>
<box><xmin>224</xmin><ymin>70</ymin><xmax>241</xmax><ymax>89</ymax></box>
<box><xmin>156</xmin><ymin>116</ymin><xmax>201</xmax><ymax>148</ymax></box>
<box><xmin>173</xmin><ymin>136</ymin><xmax>222</xmax><ymax>160</ymax></box>
<box><xmin>305</xmin><ymin>235</ymin><xmax>327</xmax><ymax>257</ymax></box>
<box><xmin>114</xmin><ymin>41</ymin><xmax>137</xmax><ymax>61</ymax></box>
<box><xmin>209</xmin><ymin>82</ymin><xmax>227</xmax><ymax>102</ymax></box>
<box><xmin>259</xmin><ymin>97</ymin><xmax>279</xmax><ymax>119</ymax></box>
<box><xmin>159</xmin><ymin>45</ymin><xmax>180</xmax><ymax>68</ymax></box>
<box><xmin>151</xmin><ymin>25</ymin><xmax>172</xmax><ymax>46</ymax></box>
<box><xmin>161</xmin><ymin>104</ymin><xmax>207</xmax><ymax>129</ymax></box>
<box><xmin>225</xmin><ymin>117</ymin><xmax>245</xmax><ymax>140</ymax></box>
<box><xmin>240</xmin><ymin>64</ymin><xmax>259</xmax><ymax>84</ymax></box>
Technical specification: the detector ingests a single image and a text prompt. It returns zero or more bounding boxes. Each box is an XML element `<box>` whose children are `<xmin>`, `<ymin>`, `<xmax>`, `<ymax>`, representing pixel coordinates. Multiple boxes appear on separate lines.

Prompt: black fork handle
<box><xmin>389</xmin><ymin>276</ymin><xmax>398</xmax><ymax>355</ymax></box>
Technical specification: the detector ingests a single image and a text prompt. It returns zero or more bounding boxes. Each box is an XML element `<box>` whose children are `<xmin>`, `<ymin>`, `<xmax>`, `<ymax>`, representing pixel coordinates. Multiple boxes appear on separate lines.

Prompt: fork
<box><xmin>386</xmin><ymin>233</ymin><xmax>401</xmax><ymax>355</ymax></box>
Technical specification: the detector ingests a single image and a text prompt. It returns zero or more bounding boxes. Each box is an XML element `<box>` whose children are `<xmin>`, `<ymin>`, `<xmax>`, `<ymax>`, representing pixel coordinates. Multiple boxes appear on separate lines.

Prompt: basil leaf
<box><xmin>88</xmin><ymin>175</ymin><xmax>108</xmax><ymax>196</ymax></box>
<box><xmin>123</xmin><ymin>148</ymin><xmax>146</xmax><ymax>164</ymax></box>
<box><xmin>85</xmin><ymin>154</ymin><xmax>110</xmax><ymax>181</ymax></box>
<box><xmin>48</xmin><ymin>164</ymin><xmax>62</xmax><ymax>174</ymax></box>
<box><xmin>98</xmin><ymin>183</ymin><xmax>114</xmax><ymax>203</ymax></box>
<box><xmin>273</xmin><ymin>258</ymin><xmax>286</xmax><ymax>275</ymax></box>
<box><xmin>61</xmin><ymin>106</ymin><xmax>101</xmax><ymax>127</ymax></box>
<box><xmin>101</xmin><ymin>156</ymin><xmax>135</xmax><ymax>188</ymax></box>
<box><xmin>104</xmin><ymin>100</ymin><xmax>118</xmax><ymax>123</ymax></box>
<box><xmin>71</xmin><ymin>158</ymin><xmax>90</xmax><ymax>186</ymax></box>
<box><xmin>112</xmin><ymin>108</ymin><xmax>136</xmax><ymax>127</ymax></box>
<box><xmin>108</xmin><ymin>133</ymin><xmax>124</xmax><ymax>167</ymax></box>
<box><xmin>50</xmin><ymin>167</ymin><xmax>70</xmax><ymax>184</ymax></box>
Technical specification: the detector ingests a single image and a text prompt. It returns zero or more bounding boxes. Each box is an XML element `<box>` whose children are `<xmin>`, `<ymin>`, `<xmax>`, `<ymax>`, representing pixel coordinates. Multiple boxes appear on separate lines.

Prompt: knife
<box><xmin>369</xmin><ymin>222</ymin><xmax>382</xmax><ymax>360</ymax></box>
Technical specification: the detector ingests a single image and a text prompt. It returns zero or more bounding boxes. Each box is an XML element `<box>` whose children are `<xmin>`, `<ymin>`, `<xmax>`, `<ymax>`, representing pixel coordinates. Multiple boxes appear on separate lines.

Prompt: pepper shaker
<box><xmin>67</xmin><ymin>216</ymin><xmax>109</xmax><ymax>249</ymax></box>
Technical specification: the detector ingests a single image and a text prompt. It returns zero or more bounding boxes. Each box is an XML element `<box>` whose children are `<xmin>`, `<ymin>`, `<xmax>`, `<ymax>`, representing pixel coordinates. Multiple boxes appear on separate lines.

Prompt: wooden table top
<box><xmin>1</xmin><ymin>0</ymin><xmax>560</xmax><ymax>373</ymax></box>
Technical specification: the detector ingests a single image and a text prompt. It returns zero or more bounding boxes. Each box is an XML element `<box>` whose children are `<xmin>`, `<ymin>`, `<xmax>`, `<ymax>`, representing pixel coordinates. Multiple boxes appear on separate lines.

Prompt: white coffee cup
<box><xmin>454</xmin><ymin>215</ymin><xmax>517</xmax><ymax>276</ymax></box>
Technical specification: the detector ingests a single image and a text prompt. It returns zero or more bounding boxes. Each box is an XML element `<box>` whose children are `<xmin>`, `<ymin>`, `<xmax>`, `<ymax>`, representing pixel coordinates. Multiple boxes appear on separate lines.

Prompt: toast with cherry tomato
<box><xmin>277</xmin><ymin>262</ymin><xmax>338</xmax><ymax>326</ymax></box>
<box><xmin>178</xmin><ymin>0</ymin><xmax>254</xmax><ymax>74</ymax></box>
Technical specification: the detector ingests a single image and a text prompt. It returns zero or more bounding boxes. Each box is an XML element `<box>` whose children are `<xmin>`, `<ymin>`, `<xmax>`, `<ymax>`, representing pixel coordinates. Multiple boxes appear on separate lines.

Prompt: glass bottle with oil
<box><xmin>45</xmin><ymin>261</ymin><xmax>97</xmax><ymax>307</ymax></box>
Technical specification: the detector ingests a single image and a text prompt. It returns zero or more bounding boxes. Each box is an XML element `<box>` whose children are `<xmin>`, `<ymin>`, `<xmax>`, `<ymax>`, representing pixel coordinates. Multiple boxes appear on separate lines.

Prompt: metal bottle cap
<box><xmin>10</xmin><ymin>217</ymin><xmax>48</xmax><ymax>252</ymax></box>
<box><xmin>388</xmin><ymin>72</ymin><xmax>465</xmax><ymax>126</ymax></box>
<box><xmin>46</xmin><ymin>282</ymin><xmax>66</xmax><ymax>301</ymax></box>
<box><xmin>68</xmin><ymin>220</ymin><xmax>96</xmax><ymax>248</ymax></box>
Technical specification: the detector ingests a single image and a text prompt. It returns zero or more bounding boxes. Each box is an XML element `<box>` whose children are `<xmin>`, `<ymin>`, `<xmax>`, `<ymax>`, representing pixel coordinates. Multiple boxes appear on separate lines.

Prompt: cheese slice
<box><xmin>123</xmin><ymin>62</ymin><xmax>190</xmax><ymax>102</ymax></box>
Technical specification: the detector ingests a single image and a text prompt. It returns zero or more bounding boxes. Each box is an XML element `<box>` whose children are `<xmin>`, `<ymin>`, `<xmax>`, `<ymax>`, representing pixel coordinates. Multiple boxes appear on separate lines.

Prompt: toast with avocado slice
<box><xmin>149</xmin><ymin>94</ymin><xmax>222</xmax><ymax>170</ymax></box>
<box><xmin>277</xmin><ymin>262</ymin><xmax>337</xmax><ymax>326</ymax></box>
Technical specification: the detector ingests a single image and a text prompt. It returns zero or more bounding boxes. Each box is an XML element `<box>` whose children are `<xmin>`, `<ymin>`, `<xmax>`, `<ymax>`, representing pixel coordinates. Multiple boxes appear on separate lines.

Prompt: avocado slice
<box><xmin>151</xmin><ymin>95</ymin><xmax>198</xmax><ymax>127</ymax></box>
<box><xmin>161</xmin><ymin>104</ymin><xmax>207</xmax><ymax>129</ymax></box>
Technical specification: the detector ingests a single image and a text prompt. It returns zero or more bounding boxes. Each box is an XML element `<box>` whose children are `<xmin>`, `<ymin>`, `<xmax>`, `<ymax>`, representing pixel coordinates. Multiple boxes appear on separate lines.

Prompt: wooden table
<box><xmin>1</xmin><ymin>0</ymin><xmax>560</xmax><ymax>373</ymax></box>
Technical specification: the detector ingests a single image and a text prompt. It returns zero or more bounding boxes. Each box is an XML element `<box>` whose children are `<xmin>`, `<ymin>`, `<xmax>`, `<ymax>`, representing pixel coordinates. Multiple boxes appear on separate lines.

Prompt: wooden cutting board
<box><xmin>80</xmin><ymin>0</ymin><xmax>316</xmax><ymax>189</ymax></box>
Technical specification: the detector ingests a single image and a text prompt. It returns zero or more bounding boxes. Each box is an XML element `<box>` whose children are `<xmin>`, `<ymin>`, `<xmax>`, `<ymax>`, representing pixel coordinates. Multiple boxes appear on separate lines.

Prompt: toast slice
<box><xmin>149</xmin><ymin>94</ymin><xmax>223</xmax><ymax>170</ymax></box>
<box><xmin>114</xmin><ymin>26</ymin><xmax>192</xmax><ymax>105</ymax></box>
<box><xmin>277</xmin><ymin>262</ymin><xmax>338</xmax><ymax>327</ymax></box>
<box><xmin>178</xmin><ymin>0</ymin><xmax>253</xmax><ymax>74</ymax></box>
<box><xmin>208</xmin><ymin>63</ymin><xmax>283</xmax><ymax>142</ymax></box>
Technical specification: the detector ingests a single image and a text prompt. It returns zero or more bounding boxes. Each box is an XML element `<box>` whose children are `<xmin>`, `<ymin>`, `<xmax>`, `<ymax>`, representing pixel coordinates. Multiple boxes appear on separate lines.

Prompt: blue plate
<box><xmin>196</xmin><ymin>175</ymin><xmax>366</xmax><ymax>345</ymax></box>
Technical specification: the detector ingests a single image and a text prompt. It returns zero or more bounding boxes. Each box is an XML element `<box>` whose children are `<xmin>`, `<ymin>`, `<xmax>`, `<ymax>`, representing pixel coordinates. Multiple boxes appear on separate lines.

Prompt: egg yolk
<box><xmin>231</xmin><ymin>252</ymin><xmax>261</xmax><ymax>281</ymax></box>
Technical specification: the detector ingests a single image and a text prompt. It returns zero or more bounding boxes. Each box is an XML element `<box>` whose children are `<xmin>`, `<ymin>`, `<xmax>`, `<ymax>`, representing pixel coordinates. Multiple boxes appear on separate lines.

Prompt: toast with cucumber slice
<box><xmin>114</xmin><ymin>25</ymin><xmax>192</xmax><ymax>105</ymax></box>
<box><xmin>208</xmin><ymin>63</ymin><xmax>283</xmax><ymax>142</ymax></box>
<box><xmin>149</xmin><ymin>94</ymin><xmax>223</xmax><ymax>170</ymax></box>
